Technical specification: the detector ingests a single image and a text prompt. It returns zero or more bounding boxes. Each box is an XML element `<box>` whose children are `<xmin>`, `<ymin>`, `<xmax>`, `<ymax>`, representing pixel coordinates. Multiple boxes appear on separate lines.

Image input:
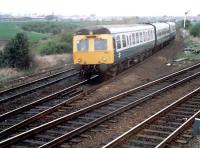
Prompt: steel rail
<box><xmin>103</xmin><ymin>87</ymin><xmax>200</xmax><ymax>148</ymax></box>
<box><xmin>0</xmin><ymin>68</ymin><xmax>74</xmax><ymax>95</ymax></box>
<box><xmin>40</xmin><ymin>73</ymin><xmax>200</xmax><ymax>148</ymax></box>
<box><xmin>0</xmin><ymin>63</ymin><xmax>199</xmax><ymax>147</ymax></box>
<box><xmin>0</xmin><ymin>70</ymin><xmax>79</xmax><ymax>104</ymax></box>
<box><xmin>0</xmin><ymin>76</ymin><xmax>99</xmax><ymax>139</ymax></box>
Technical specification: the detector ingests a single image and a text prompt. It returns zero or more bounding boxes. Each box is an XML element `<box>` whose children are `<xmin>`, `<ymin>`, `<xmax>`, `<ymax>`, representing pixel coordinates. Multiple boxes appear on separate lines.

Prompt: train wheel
<box><xmin>106</xmin><ymin>66</ymin><xmax>117</xmax><ymax>77</ymax></box>
<box><xmin>134</xmin><ymin>56</ymin><xmax>139</xmax><ymax>63</ymax></box>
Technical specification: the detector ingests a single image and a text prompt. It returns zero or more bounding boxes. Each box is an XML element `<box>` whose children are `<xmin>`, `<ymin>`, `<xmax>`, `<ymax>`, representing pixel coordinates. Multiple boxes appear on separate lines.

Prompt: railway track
<box><xmin>0</xmin><ymin>63</ymin><xmax>199</xmax><ymax>147</ymax></box>
<box><xmin>0</xmin><ymin>80</ymin><xmax>89</xmax><ymax>138</ymax></box>
<box><xmin>0</xmin><ymin>68</ymin><xmax>82</xmax><ymax>114</ymax></box>
<box><xmin>0</xmin><ymin>64</ymin><xmax>73</xmax><ymax>91</ymax></box>
<box><xmin>0</xmin><ymin>67</ymin><xmax>78</xmax><ymax>104</ymax></box>
<box><xmin>103</xmin><ymin>87</ymin><xmax>200</xmax><ymax>148</ymax></box>
<box><xmin>0</xmin><ymin>75</ymin><xmax>100</xmax><ymax>140</ymax></box>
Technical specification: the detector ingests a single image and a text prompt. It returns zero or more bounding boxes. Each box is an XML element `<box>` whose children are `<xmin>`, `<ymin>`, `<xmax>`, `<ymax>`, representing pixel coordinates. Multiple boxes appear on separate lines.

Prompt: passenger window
<box><xmin>129</xmin><ymin>34</ymin><xmax>132</xmax><ymax>46</ymax></box>
<box><xmin>148</xmin><ymin>31</ymin><xmax>151</xmax><ymax>40</ymax></box>
<box><xmin>77</xmin><ymin>39</ymin><xmax>88</xmax><ymax>51</ymax></box>
<box><xmin>144</xmin><ymin>32</ymin><xmax>147</xmax><ymax>42</ymax></box>
<box><xmin>122</xmin><ymin>35</ymin><xmax>126</xmax><ymax>47</ymax></box>
<box><xmin>95</xmin><ymin>38</ymin><xmax>107</xmax><ymax>50</ymax></box>
<box><xmin>126</xmin><ymin>35</ymin><xmax>130</xmax><ymax>46</ymax></box>
<box><xmin>158</xmin><ymin>31</ymin><xmax>160</xmax><ymax>37</ymax></box>
<box><xmin>132</xmin><ymin>33</ymin><xmax>135</xmax><ymax>44</ymax></box>
<box><xmin>136</xmin><ymin>33</ymin><xmax>139</xmax><ymax>44</ymax></box>
<box><xmin>140</xmin><ymin>32</ymin><xmax>143</xmax><ymax>42</ymax></box>
<box><xmin>116</xmin><ymin>35</ymin><xmax>121</xmax><ymax>49</ymax></box>
<box><xmin>151</xmin><ymin>30</ymin><xmax>154</xmax><ymax>39</ymax></box>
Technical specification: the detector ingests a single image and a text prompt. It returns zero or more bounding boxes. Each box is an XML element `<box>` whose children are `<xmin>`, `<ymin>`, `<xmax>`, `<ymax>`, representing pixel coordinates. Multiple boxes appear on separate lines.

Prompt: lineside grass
<box><xmin>0</xmin><ymin>21</ymin><xmax>48</xmax><ymax>41</ymax></box>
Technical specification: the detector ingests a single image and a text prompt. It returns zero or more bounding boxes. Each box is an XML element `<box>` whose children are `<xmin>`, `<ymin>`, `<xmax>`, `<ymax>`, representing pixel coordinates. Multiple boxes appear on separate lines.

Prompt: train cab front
<box><xmin>73</xmin><ymin>32</ymin><xmax>114</xmax><ymax>78</ymax></box>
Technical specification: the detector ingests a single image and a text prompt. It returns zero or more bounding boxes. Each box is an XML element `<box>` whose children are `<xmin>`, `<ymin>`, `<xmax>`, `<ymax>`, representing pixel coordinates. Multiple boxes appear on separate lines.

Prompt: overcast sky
<box><xmin>0</xmin><ymin>0</ymin><xmax>200</xmax><ymax>16</ymax></box>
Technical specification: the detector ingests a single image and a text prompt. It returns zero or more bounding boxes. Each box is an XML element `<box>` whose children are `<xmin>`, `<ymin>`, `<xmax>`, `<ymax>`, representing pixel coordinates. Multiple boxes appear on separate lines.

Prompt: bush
<box><xmin>190</xmin><ymin>23</ymin><xmax>200</xmax><ymax>37</ymax></box>
<box><xmin>0</xmin><ymin>51</ymin><xmax>4</xmax><ymax>67</ymax></box>
<box><xmin>177</xmin><ymin>20</ymin><xmax>192</xmax><ymax>29</ymax></box>
<box><xmin>61</xmin><ymin>32</ymin><xmax>73</xmax><ymax>43</ymax></box>
<box><xmin>35</xmin><ymin>32</ymin><xmax>73</xmax><ymax>56</ymax></box>
<box><xmin>3</xmin><ymin>33</ymin><xmax>33</xmax><ymax>69</ymax></box>
<box><xmin>20</xmin><ymin>22</ymin><xmax>78</xmax><ymax>35</ymax></box>
<box><xmin>39</xmin><ymin>40</ymin><xmax>72</xmax><ymax>55</ymax></box>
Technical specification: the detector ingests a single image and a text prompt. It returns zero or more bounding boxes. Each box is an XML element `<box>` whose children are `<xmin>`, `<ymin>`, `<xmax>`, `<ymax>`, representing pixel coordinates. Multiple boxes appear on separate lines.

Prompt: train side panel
<box><xmin>113</xmin><ymin>40</ymin><xmax>155</xmax><ymax>64</ymax></box>
<box><xmin>153</xmin><ymin>23</ymin><xmax>170</xmax><ymax>46</ymax></box>
<box><xmin>168</xmin><ymin>22</ymin><xmax>176</xmax><ymax>39</ymax></box>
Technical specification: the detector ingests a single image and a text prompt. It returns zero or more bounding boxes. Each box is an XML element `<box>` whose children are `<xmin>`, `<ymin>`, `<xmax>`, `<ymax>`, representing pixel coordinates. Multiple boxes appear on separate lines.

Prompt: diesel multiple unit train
<box><xmin>73</xmin><ymin>22</ymin><xmax>176</xmax><ymax>77</ymax></box>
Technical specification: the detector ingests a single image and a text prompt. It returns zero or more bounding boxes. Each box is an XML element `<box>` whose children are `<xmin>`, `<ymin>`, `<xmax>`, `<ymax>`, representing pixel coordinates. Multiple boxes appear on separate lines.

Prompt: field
<box><xmin>0</xmin><ymin>21</ymin><xmax>48</xmax><ymax>41</ymax></box>
<box><xmin>176</xmin><ymin>37</ymin><xmax>200</xmax><ymax>60</ymax></box>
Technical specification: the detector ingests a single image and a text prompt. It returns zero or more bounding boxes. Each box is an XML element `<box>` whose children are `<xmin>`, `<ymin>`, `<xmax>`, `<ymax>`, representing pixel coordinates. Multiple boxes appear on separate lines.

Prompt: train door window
<box><xmin>122</xmin><ymin>35</ymin><xmax>126</xmax><ymax>47</ymax></box>
<box><xmin>95</xmin><ymin>38</ymin><xmax>107</xmax><ymax>50</ymax></box>
<box><xmin>136</xmin><ymin>33</ymin><xmax>139</xmax><ymax>44</ymax></box>
<box><xmin>132</xmin><ymin>33</ymin><xmax>135</xmax><ymax>44</ymax></box>
<box><xmin>115</xmin><ymin>35</ymin><xmax>121</xmax><ymax>49</ymax></box>
<box><xmin>113</xmin><ymin>38</ymin><xmax>116</xmax><ymax>49</ymax></box>
<box><xmin>77</xmin><ymin>39</ymin><xmax>89</xmax><ymax>51</ymax></box>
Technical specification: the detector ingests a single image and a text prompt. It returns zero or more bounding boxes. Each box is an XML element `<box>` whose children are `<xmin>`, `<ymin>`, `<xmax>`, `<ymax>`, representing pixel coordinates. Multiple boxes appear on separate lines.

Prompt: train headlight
<box><xmin>102</xmin><ymin>57</ymin><xmax>107</xmax><ymax>62</ymax></box>
<box><xmin>77</xmin><ymin>58</ymin><xmax>82</xmax><ymax>63</ymax></box>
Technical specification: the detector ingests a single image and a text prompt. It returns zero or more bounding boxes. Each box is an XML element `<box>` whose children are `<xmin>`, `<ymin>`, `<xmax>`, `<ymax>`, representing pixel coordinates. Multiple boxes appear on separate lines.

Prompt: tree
<box><xmin>0</xmin><ymin>51</ymin><xmax>4</xmax><ymax>67</ymax></box>
<box><xmin>3</xmin><ymin>33</ymin><xmax>32</xmax><ymax>69</ymax></box>
<box><xmin>181</xmin><ymin>20</ymin><xmax>192</xmax><ymax>29</ymax></box>
<box><xmin>190</xmin><ymin>23</ymin><xmax>200</xmax><ymax>37</ymax></box>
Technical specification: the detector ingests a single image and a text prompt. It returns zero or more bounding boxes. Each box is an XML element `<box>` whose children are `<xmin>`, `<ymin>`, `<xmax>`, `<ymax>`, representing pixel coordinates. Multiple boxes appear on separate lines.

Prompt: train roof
<box><xmin>152</xmin><ymin>23</ymin><xmax>170</xmax><ymax>30</ymax></box>
<box><xmin>75</xmin><ymin>24</ymin><xmax>154</xmax><ymax>35</ymax></box>
<box><xmin>167</xmin><ymin>22</ymin><xmax>176</xmax><ymax>26</ymax></box>
<box><xmin>75</xmin><ymin>22</ymin><xmax>175</xmax><ymax>35</ymax></box>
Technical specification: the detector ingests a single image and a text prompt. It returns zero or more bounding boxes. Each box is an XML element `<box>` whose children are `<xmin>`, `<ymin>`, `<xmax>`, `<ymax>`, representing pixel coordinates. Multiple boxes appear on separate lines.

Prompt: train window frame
<box><xmin>142</xmin><ymin>32</ymin><xmax>145</xmax><ymax>42</ymax></box>
<box><xmin>94</xmin><ymin>38</ymin><xmax>107</xmax><ymax>50</ymax></box>
<box><xmin>132</xmin><ymin>33</ymin><xmax>136</xmax><ymax>45</ymax></box>
<box><xmin>126</xmin><ymin>35</ymin><xmax>130</xmax><ymax>46</ymax></box>
<box><xmin>136</xmin><ymin>32</ymin><xmax>139</xmax><ymax>44</ymax></box>
<box><xmin>139</xmin><ymin>32</ymin><xmax>143</xmax><ymax>43</ymax></box>
<box><xmin>151</xmin><ymin>30</ymin><xmax>154</xmax><ymax>39</ymax></box>
<box><xmin>115</xmin><ymin>35</ymin><xmax>121</xmax><ymax>49</ymax></box>
<box><xmin>144</xmin><ymin>31</ymin><xmax>147</xmax><ymax>42</ymax></box>
<box><xmin>122</xmin><ymin>34</ymin><xmax>126</xmax><ymax>48</ymax></box>
<box><xmin>150</xmin><ymin>30</ymin><xmax>152</xmax><ymax>40</ymax></box>
<box><xmin>148</xmin><ymin>30</ymin><xmax>151</xmax><ymax>40</ymax></box>
<box><xmin>129</xmin><ymin>34</ymin><xmax>132</xmax><ymax>46</ymax></box>
<box><xmin>77</xmin><ymin>39</ymin><xmax>89</xmax><ymax>51</ymax></box>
